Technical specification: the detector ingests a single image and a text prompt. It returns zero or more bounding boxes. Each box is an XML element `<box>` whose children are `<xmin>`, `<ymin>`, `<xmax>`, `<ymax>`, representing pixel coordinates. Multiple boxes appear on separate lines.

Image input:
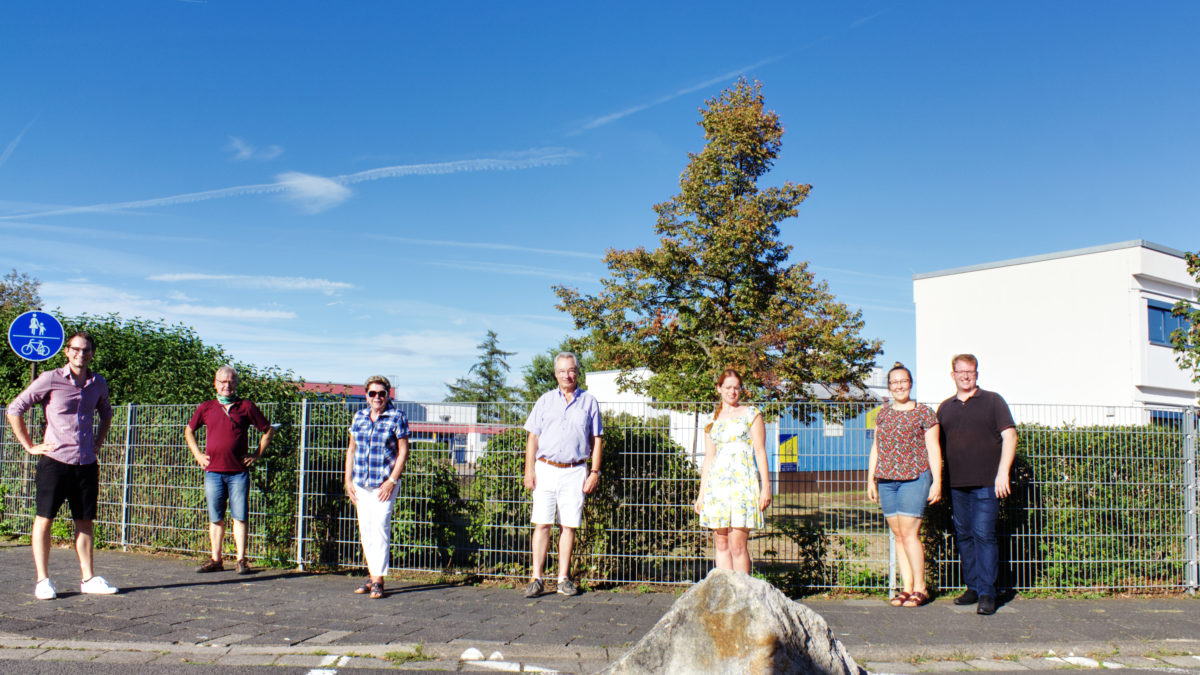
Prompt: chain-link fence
<box><xmin>2</xmin><ymin>400</ymin><xmax>1196</xmax><ymax>593</ymax></box>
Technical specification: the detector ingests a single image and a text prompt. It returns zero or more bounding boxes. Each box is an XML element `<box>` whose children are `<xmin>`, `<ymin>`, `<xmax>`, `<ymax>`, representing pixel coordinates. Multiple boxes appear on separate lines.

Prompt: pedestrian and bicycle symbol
<box><xmin>7</xmin><ymin>311</ymin><xmax>65</xmax><ymax>362</ymax></box>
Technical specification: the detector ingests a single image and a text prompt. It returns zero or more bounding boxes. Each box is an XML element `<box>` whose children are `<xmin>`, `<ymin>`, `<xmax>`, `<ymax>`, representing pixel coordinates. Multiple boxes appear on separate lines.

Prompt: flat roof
<box><xmin>913</xmin><ymin>240</ymin><xmax>1186</xmax><ymax>281</ymax></box>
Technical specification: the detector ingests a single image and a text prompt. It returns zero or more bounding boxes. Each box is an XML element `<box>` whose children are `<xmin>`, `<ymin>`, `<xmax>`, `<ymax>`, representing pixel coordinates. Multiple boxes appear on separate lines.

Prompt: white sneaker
<box><xmin>80</xmin><ymin>575</ymin><xmax>118</xmax><ymax>595</ymax></box>
<box><xmin>35</xmin><ymin>578</ymin><xmax>56</xmax><ymax>600</ymax></box>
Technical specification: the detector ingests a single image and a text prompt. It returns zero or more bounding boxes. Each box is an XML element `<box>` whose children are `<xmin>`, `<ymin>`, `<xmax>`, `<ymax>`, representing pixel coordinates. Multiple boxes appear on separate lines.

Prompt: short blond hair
<box><xmin>364</xmin><ymin>375</ymin><xmax>391</xmax><ymax>394</ymax></box>
<box><xmin>951</xmin><ymin>353</ymin><xmax>978</xmax><ymax>370</ymax></box>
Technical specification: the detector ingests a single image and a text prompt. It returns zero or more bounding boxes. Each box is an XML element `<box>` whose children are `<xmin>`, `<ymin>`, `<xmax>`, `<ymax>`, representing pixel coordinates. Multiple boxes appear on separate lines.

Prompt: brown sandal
<box><xmin>353</xmin><ymin>582</ymin><xmax>372</xmax><ymax>595</ymax></box>
<box><xmin>902</xmin><ymin>591</ymin><xmax>930</xmax><ymax>607</ymax></box>
<box><xmin>369</xmin><ymin>582</ymin><xmax>384</xmax><ymax>599</ymax></box>
<box><xmin>889</xmin><ymin>591</ymin><xmax>911</xmax><ymax>607</ymax></box>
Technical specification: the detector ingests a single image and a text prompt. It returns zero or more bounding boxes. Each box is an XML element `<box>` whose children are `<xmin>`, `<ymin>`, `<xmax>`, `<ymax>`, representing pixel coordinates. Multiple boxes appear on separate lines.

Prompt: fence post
<box><xmin>1185</xmin><ymin>406</ymin><xmax>1198</xmax><ymax>593</ymax></box>
<box><xmin>119</xmin><ymin>403</ymin><xmax>133</xmax><ymax>550</ymax></box>
<box><xmin>294</xmin><ymin>399</ymin><xmax>309</xmax><ymax>571</ymax></box>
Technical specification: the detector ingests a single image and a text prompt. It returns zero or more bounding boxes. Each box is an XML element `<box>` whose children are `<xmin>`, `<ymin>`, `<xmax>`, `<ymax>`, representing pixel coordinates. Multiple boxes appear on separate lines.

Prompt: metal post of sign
<box><xmin>119</xmin><ymin>403</ymin><xmax>134</xmax><ymax>550</ymax></box>
<box><xmin>294</xmin><ymin>399</ymin><xmax>310</xmax><ymax>570</ymax></box>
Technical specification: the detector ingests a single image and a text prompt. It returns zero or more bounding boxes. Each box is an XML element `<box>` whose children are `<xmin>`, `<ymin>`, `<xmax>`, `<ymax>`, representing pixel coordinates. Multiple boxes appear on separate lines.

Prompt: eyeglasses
<box><xmin>65</xmin><ymin>346</ymin><xmax>93</xmax><ymax>354</ymax></box>
<box><xmin>888</xmin><ymin>379</ymin><xmax>911</xmax><ymax>385</ymax></box>
<box><xmin>366</xmin><ymin>390</ymin><xmax>388</xmax><ymax>398</ymax></box>
<box><xmin>953</xmin><ymin>370</ymin><xmax>977</xmax><ymax>376</ymax></box>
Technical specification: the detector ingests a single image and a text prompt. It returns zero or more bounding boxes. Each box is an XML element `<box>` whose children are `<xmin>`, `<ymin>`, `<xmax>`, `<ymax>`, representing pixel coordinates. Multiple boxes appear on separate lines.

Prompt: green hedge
<box><xmin>922</xmin><ymin>421</ymin><xmax>1189</xmax><ymax>592</ymax></box>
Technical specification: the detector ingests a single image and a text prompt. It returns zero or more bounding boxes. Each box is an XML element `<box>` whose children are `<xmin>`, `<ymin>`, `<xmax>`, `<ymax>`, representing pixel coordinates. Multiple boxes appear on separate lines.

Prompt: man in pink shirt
<box><xmin>6</xmin><ymin>331</ymin><xmax>118</xmax><ymax>600</ymax></box>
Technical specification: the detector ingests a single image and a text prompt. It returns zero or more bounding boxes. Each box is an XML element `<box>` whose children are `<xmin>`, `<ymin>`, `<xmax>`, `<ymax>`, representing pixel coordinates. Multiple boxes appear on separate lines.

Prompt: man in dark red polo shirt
<box><xmin>184</xmin><ymin>366</ymin><xmax>274</xmax><ymax>574</ymax></box>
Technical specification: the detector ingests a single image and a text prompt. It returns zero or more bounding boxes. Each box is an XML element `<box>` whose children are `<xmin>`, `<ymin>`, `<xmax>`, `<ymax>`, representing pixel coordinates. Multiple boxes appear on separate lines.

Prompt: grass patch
<box><xmin>384</xmin><ymin>644</ymin><xmax>433</xmax><ymax>664</ymax></box>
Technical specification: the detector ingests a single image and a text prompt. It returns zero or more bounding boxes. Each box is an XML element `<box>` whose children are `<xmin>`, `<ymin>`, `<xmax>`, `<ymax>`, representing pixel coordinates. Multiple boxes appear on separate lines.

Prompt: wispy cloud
<box><xmin>425</xmin><ymin>260</ymin><xmax>598</xmax><ymax>283</ymax></box>
<box><xmin>0</xmin><ymin>147</ymin><xmax>580</xmax><ymax>220</ymax></box>
<box><xmin>226</xmin><ymin>136</ymin><xmax>283</xmax><ymax>161</ymax></box>
<box><xmin>0</xmin><ymin>218</ymin><xmax>208</xmax><ymax>243</ymax></box>
<box><xmin>148</xmin><ymin>273</ymin><xmax>354</xmax><ymax>295</ymax></box>
<box><xmin>570</xmin><ymin>55</ymin><xmax>788</xmax><ymax>135</ymax></box>
<box><xmin>810</xmin><ymin>265</ymin><xmax>908</xmax><ymax>282</ymax></box>
<box><xmin>275</xmin><ymin>171</ymin><xmax>352</xmax><ymax>212</ymax></box>
<box><xmin>0</xmin><ymin>119</ymin><xmax>36</xmax><ymax>170</ymax></box>
<box><xmin>850</xmin><ymin>11</ymin><xmax>887</xmax><ymax>28</ymax></box>
<box><xmin>366</xmin><ymin>235</ymin><xmax>605</xmax><ymax>260</ymax></box>
<box><xmin>41</xmin><ymin>280</ymin><xmax>296</xmax><ymax>320</ymax></box>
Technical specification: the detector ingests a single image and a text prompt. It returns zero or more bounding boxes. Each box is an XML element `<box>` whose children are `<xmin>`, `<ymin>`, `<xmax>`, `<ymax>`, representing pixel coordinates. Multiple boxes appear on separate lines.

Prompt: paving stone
<box><xmin>216</xmin><ymin>652</ymin><xmax>280</xmax><ymax>666</ymax></box>
<box><xmin>92</xmin><ymin>650</ymin><xmax>162</xmax><ymax>663</ymax></box>
<box><xmin>33</xmin><ymin>648</ymin><xmax>104</xmax><ymax>661</ymax></box>
<box><xmin>1158</xmin><ymin>655</ymin><xmax>1200</xmax><ymax>667</ymax></box>
<box><xmin>203</xmin><ymin>633</ymin><xmax>254</xmax><ymax>645</ymax></box>
<box><xmin>0</xmin><ymin>648</ymin><xmax>50</xmax><ymax>660</ymax></box>
<box><xmin>1109</xmin><ymin>655</ymin><xmax>1165</xmax><ymax>667</ymax></box>
<box><xmin>338</xmin><ymin>653</ymin><xmax>388</xmax><ymax>662</ymax></box>
<box><xmin>1016</xmin><ymin>657</ymin><xmax>1075</xmax><ymax>669</ymax></box>
<box><xmin>304</xmin><ymin>629</ymin><xmax>354</xmax><ymax>644</ymax></box>
<box><xmin>965</xmin><ymin>659</ymin><xmax>1030</xmax><ymax>670</ymax></box>
<box><xmin>865</xmin><ymin>661</ymin><xmax>920</xmax><ymax>672</ymax></box>
<box><xmin>275</xmin><ymin>653</ymin><xmax>340</xmax><ymax>666</ymax></box>
<box><xmin>918</xmin><ymin>661</ymin><xmax>975</xmax><ymax>671</ymax></box>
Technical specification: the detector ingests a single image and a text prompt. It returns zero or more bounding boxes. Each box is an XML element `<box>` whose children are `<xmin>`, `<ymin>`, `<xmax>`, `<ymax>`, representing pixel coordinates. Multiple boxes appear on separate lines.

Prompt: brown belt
<box><xmin>537</xmin><ymin>457</ymin><xmax>587</xmax><ymax>469</ymax></box>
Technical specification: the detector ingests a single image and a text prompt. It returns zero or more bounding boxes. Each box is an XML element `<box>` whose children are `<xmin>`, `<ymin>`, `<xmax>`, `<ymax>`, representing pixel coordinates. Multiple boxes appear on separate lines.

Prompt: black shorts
<box><xmin>35</xmin><ymin>456</ymin><xmax>100</xmax><ymax>520</ymax></box>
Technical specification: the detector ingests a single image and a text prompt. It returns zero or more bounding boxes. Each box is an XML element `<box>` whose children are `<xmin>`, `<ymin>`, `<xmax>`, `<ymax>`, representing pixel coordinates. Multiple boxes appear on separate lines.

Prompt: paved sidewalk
<box><xmin>0</xmin><ymin>543</ymin><xmax>1197</xmax><ymax>672</ymax></box>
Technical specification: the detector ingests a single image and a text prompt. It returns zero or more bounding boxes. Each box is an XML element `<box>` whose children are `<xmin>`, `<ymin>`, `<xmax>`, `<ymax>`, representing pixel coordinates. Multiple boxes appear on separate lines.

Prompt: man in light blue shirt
<box><xmin>522</xmin><ymin>352</ymin><xmax>602</xmax><ymax>598</ymax></box>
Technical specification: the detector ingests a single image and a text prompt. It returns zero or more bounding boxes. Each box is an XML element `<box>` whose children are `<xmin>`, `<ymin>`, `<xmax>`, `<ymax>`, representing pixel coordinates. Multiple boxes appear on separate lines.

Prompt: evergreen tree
<box><xmin>444</xmin><ymin>330</ymin><xmax>520</xmax><ymax>409</ymax></box>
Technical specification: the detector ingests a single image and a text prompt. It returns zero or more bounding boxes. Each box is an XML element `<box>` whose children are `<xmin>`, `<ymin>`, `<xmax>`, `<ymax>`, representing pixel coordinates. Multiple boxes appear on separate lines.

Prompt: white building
<box><xmin>913</xmin><ymin>240</ymin><xmax>1197</xmax><ymax>423</ymax></box>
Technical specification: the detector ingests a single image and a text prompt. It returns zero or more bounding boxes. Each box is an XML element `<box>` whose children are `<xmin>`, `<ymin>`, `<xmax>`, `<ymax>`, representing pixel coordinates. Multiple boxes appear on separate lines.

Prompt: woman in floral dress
<box><xmin>693</xmin><ymin>369</ymin><xmax>772</xmax><ymax>573</ymax></box>
<box><xmin>867</xmin><ymin>362</ymin><xmax>942</xmax><ymax>607</ymax></box>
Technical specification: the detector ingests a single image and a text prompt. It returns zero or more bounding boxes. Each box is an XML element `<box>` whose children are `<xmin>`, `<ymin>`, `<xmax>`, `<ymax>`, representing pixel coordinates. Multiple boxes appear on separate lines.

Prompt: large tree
<box><xmin>1171</xmin><ymin>250</ymin><xmax>1200</xmax><ymax>399</ymax></box>
<box><xmin>555</xmin><ymin>79</ymin><xmax>881</xmax><ymax>403</ymax></box>
<box><xmin>444</xmin><ymin>330</ymin><xmax>520</xmax><ymax>405</ymax></box>
<box><xmin>0</xmin><ymin>269</ymin><xmax>42</xmax><ymax>311</ymax></box>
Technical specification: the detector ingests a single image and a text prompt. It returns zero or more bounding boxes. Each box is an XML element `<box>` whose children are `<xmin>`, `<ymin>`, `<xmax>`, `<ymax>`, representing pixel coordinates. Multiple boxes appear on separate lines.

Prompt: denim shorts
<box><xmin>877</xmin><ymin>470</ymin><xmax>932</xmax><ymax>518</ymax></box>
<box><xmin>204</xmin><ymin>470</ymin><xmax>250</xmax><ymax>523</ymax></box>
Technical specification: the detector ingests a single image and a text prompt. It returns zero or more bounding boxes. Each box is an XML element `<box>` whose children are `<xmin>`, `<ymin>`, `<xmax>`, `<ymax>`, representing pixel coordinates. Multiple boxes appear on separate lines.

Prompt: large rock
<box><xmin>602</xmin><ymin>569</ymin><xmax>865</xmax><ymax>675</ymax></box>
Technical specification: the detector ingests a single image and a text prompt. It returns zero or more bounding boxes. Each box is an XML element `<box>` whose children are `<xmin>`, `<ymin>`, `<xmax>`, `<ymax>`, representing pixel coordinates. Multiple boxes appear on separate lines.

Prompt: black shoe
<box><xmin>977</xmin><ymin>595</ymin><xmax>996</xmax><ymax>615</ymax></box>
<box><xmin>953</xmin><ymin>590</ymin><xmax>978</xmax><ymax>606</ymax></box>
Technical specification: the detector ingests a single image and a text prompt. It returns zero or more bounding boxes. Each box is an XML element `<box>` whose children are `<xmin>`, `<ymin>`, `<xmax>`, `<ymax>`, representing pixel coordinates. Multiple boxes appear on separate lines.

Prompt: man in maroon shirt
<box><xmin>6</xmin><ymin>331</ymin><xmax>118</xmax><ymax>600</ymax></box>
<box><xmin>184</xmin><ymin>366</ymin><xmax>274</xmax><ymax>574</ymax></box>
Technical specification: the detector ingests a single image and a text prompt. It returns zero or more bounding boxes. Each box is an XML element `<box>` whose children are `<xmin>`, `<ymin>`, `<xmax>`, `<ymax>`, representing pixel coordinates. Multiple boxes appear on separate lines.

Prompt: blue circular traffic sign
<box><xmin>7</xmin><ymin>311</ymin><xmax>65</xmax><ymax>362</ymax></box>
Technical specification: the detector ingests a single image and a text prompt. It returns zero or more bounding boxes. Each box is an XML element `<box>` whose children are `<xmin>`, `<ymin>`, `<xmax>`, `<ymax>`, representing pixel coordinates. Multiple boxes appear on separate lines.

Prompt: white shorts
<box><xmin>531</xmin><ymin>461</ymin><xmax>587</xmax><ymax>528</ymax></box>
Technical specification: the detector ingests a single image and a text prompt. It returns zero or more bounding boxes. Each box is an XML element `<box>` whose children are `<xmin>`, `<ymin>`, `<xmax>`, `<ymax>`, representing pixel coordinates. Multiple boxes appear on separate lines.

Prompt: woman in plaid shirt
<box><xmin>344</xmin><ymin>375</ymin><xmax>410</xmax><ymax>599</ymax></box>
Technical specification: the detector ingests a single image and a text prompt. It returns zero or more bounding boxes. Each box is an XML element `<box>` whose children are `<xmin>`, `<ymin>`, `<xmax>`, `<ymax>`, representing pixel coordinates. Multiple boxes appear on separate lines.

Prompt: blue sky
<box><xmin>2</xmin><ymin>2</ymin><xmax>1197</xmax><ymax>400</ymax></box>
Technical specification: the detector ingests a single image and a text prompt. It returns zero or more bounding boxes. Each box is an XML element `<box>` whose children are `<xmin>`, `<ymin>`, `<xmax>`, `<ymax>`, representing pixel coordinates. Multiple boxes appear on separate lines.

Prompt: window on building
<box><xmin>1148</xmin><ymin>300</ymin><xmax>1190</xmax><ymax>347</ymax></box>
<box><xmin>1149</xmin><ymin>409</ymin><xmax>1183</xmax><ymax>427</ymax></box>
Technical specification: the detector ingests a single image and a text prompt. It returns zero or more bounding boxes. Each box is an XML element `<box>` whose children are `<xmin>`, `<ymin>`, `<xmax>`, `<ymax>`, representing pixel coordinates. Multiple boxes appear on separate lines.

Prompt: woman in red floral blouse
<box><xmin>867</xmin><ymin>362</ymin><xmax>943</xmax><ymax>607</ymax></box>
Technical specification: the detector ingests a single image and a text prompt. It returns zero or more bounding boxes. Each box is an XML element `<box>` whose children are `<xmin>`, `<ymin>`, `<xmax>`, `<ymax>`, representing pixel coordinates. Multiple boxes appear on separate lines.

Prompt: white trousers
<box><xmin>354</xmin><ymin>483</ymin><xmax>398</xmax><ymax>577</ymax></box>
